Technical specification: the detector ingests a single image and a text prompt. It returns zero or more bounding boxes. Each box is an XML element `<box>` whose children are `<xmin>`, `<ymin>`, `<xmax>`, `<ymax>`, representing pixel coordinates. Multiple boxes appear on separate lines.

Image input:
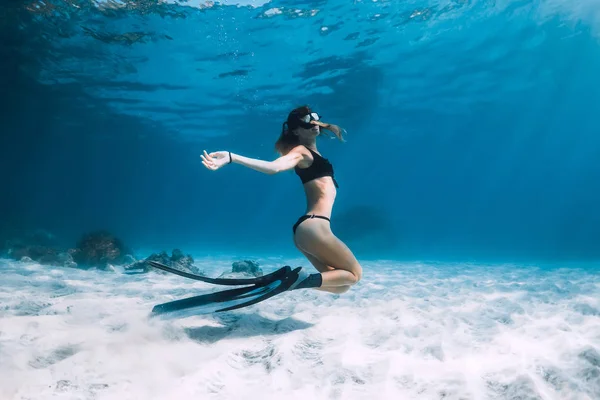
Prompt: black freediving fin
<box><xmin>147</xmin><ymin>260</ymin><xmax>290</xmax><ymax>286</ymax></box>
<box><xmin>216</xmin><ymin>266</ymin><xmax>303</xmax><ymax>312</ymax></box>
<box><xmin>150</xmin><ymin>266</ymin><xmax>305</xmax><ymax>318</ymax></box>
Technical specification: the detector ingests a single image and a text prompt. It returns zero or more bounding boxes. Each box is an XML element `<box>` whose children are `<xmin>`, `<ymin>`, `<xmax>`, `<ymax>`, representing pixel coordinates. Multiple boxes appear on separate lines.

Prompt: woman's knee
<box><xmin>350</xmin><ymin>263</ymin><xmax>363</xmax><ymax>284</ymax></box>
<box><xmin>316</xmin><ymin>250</ymin><xmax>363</xmax><ymax>285</ymax></box>
<box><xmin>335</xmin><ymin>264</ymin><xmax>361</xmax><ymax>286</ymax></box>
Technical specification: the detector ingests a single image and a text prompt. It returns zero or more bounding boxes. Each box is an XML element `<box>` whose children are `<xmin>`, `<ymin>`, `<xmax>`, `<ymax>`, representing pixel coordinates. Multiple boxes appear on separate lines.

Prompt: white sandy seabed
<box><xmin>0</xmin><ymin>256</ymin><xmax>599</xmax><ymax>400</ymax></box>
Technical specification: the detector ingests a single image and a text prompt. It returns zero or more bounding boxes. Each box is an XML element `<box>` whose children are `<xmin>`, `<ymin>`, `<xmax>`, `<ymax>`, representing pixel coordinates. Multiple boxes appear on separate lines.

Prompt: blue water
<box><xmin>2</xmin><ymin>0</ymin><xmax>600</xmax><ymax>398</ymax></box>
<box><xmin>2</xmin><ymin>0</ymin><xmax>600</xmax><ymax>262</ymax></box>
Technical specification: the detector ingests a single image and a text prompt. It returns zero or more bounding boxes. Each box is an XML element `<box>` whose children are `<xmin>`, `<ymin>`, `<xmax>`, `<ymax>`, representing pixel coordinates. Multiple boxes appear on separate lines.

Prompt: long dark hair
<box><xmin>274</xmin><ymin>105</ymin><xmax>345</xmax><ymax>155</ymax></box>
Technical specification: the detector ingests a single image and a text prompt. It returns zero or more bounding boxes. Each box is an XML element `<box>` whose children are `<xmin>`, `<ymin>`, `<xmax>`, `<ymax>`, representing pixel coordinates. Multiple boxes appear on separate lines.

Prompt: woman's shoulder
<box><xmin>288</xmin><ymin>145</ymin><xmax>314</xmax><ymax>168</ymax></box>
<box><xmin>289</xmin><ymin>144</ymin><xmax>311</xmax><ymax>155</ymax></box>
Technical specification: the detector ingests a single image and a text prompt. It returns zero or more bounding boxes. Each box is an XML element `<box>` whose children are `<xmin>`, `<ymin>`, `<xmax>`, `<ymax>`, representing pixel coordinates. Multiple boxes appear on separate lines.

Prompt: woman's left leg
<box><xmin>293</xmin><ymin>217</ymin><xmax>362</xmax><ymax>288</ymax></box>
<box><xmin>294</xmin><ymin>242</ymin><xmax>351</xmax><ymax>294</ymax></box>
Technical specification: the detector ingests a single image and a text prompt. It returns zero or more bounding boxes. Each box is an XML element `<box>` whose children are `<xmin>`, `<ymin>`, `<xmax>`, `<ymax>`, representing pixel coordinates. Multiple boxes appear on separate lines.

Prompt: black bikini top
<box><xmin>294</xmin><ymin>146</ymin><xmax>339</xmax><ymax>188</ymax></box>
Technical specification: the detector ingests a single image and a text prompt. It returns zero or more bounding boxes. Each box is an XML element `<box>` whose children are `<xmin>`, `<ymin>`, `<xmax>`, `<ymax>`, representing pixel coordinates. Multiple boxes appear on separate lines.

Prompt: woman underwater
<box><xmin>201</xmin><ymin>105</ymin><xmax>362</xmax><ymax>294</ymax></box>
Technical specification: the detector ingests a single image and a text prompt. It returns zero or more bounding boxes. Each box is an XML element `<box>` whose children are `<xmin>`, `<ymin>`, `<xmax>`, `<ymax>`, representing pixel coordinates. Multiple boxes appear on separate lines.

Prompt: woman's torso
<box><xmin>294</xmin><ymin>146</ymin><xmax>338</xmax><ymax>217</ymax></box>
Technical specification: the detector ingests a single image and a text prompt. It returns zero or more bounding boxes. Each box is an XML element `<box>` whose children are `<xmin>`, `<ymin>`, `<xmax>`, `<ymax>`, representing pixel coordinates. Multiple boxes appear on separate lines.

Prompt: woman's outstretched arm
<box><xmin>201</xmin><ymin>148</ymin><xmax>305</xmax><ymax>174</ymax></box>
<box><xmin>231</xmin><ymin>151</ymin><xmax>303</xmax><ymax>174</ymax></box>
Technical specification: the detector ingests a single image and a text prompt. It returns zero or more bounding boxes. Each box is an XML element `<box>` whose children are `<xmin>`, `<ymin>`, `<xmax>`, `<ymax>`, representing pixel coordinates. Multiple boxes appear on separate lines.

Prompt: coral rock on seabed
<box><xmin>7</xmin><ymin>243</ymin><xmax>76</xmax><ymax>268</ymax></box>
<box><xmin>126</xmin><ymin>249</ymin><xmax>200</xmax><ymax>275</ymax></box>
<box><xmin>70</xmin><ymin>231</ymin><xmax>128</xmax><ymax>269</ymax></box>
<box><xmin>218</xmin><ymin>260</ymin><xmax>263</xmax><ymax>279</ymax></box>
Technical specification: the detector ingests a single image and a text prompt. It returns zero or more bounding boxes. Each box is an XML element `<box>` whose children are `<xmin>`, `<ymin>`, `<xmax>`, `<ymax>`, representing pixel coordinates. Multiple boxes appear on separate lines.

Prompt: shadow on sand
<box><xmin>183</xmin><ymin>313</ymin><xmax>314</xmax><ymax>344</ymax></box>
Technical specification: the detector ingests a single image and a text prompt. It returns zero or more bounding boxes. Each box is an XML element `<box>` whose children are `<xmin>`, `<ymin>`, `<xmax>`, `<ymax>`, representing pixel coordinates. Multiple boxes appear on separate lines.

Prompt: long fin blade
<box><xmin>149</xmin><ymin>267</ymin><xmax>303</xmax><ymax>318</ymax></box>
<box><xmin>150</xmin><ymin>286</ymin><xmax>263</xmax><ymax>318</ymax></box>
<box><xmin>147</xmin><ymin>260</ymin><xmax>290</xmax><ymax>286</ymax></box>
<box><xmin>150</xmin><ymin>281</ymin><xmax>281</xmax><ymax>319</ymax></box>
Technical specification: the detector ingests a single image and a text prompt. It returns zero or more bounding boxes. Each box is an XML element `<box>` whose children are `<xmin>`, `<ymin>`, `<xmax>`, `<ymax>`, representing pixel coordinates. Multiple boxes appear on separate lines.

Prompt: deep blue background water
<box><xmin>2</xmin><ymin>0</ymin><xmax>599</xmax><ymax>263</ymax></box>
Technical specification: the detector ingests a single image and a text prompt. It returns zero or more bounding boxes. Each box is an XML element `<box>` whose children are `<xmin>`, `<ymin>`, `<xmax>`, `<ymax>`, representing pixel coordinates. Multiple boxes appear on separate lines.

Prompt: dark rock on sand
<box><xmin>70</xmin><ymin>231</ymin><xmax>129</xmax><ymax>269</ymax></box>
<box><xmin>126</xmin><ymin>249</ymin><xmax>200</xmax><ymax>275</ymax></box>
<box><xmin>218</xmin><ymin>259</ymin><xmax>263</xmax><ymax>279</ymax></box>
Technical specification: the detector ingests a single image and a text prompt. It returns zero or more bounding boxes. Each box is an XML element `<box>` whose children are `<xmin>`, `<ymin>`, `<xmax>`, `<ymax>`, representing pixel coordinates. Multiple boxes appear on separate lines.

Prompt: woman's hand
<box><xmin>201</xmin><ymin>150</ymin><xmax>230</xmax><ymax>171</ymax></box>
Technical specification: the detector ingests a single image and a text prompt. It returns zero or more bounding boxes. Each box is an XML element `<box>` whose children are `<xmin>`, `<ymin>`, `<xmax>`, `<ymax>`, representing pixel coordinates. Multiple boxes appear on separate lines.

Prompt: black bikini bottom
<box><xmin>292</xmin><ymin>214</ymin><xmax>330</xmax><ymax>234</ymax></box>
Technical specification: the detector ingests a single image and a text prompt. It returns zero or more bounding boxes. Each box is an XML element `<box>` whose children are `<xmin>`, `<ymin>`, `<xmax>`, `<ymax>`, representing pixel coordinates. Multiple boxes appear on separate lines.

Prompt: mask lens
<box><xmin>310</xmin><ymin>112</ymin><xmax>320</xmax><ymax>121</ymax></box>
